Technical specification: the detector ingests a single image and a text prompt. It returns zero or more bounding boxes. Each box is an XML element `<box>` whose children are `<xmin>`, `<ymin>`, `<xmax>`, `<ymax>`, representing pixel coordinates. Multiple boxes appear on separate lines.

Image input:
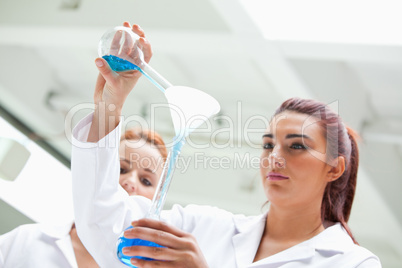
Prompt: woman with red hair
<box><xmin>0</xmin><ymin>125</ymin><xmax>167</xmax><ymax>268</ymax></box>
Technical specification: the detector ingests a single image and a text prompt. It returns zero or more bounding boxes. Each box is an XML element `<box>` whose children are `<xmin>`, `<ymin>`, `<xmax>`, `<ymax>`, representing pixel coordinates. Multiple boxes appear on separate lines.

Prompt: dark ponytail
<box><xmin>321</xmin><ymin>126</ymin><xmax>359</xmax><ymax>244</ymax></box>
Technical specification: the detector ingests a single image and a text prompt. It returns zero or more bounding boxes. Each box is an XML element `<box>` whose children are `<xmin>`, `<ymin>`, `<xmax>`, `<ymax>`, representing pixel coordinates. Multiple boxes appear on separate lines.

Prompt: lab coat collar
<box><xmin>232</xmin><ymin>213</ymin><xmax>267</xmax><ymax>268</ymax></box>
<box><xmin>249</xmin><ymin>244</ymin><xmax>315</xmax><ymax>268</ymax></box>
<box><xmin>39</xmin><ymin>221</ymin><xmax>74</xmax><ymax>239</ymax></box>
<box><xmin>233</xmin><ymin>215</ymin><xmax>350</xmax><ymax>268</ymax></box>
<box><xmin>311</xmin><ymin>222</ymin><xmax>352</xmax><ymax>254</ymax></box>
<box><xmin>250</xmin><ymin>223</ymin><xmax>349</xmax><ymax>267</ymax></box>
<box><xmin>40</xmin><ymin>221</ymin><xmax>78</xmax><ymax>268</ymax></box>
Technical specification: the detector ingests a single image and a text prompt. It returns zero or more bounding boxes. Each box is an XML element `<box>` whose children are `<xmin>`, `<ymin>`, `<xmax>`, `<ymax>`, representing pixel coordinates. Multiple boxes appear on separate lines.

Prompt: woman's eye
<box><xmin>263</xmin><ymin>143</ymin><xmax>274</xmax><ymax>150</ymax></box>
<box><xmin>290</xmin><ymin>143</ymin><xmax>306</xmax><ymax>150</ymax></box>
<box><xmin>140</xmin><ymin>178</ymin><xmax>152</xmax><ymax>187</ymax></box>
<box><xmin>120</xmin><ymin>168</ymin><xmax>127</xmax><ymax>174</ymax></box>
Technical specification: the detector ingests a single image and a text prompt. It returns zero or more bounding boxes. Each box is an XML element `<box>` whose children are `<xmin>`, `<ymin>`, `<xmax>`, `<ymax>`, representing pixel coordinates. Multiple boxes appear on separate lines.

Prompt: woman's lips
<box><xmin>267</xmin><ymin>172</ymin><xmax>289</xmax><ymax>181</ymax></box>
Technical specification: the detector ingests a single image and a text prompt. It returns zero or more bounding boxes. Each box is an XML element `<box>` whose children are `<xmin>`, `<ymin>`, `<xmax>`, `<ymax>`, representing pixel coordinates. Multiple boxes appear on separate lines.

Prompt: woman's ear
<box><xmin>327</xmin><ymin>156</ymin><xmax>346</xmax><ymax>182</ymax></box>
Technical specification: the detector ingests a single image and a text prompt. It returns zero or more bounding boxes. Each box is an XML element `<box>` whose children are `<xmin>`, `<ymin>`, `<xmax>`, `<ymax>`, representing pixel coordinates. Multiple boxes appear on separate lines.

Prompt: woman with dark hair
<box><xmin>255</xmin><ymin>98</ymin><xmax>362</xmax><ymax>261</ymax></box>
<box><xmin>71</xmin><ymin>23</ymin><xmax>381</xmax><ymax>267</ymax></box>
<box><xmin>270</xmin><ymin>98</ymin><xmax>360</xmax><ymax>243</ymax></box>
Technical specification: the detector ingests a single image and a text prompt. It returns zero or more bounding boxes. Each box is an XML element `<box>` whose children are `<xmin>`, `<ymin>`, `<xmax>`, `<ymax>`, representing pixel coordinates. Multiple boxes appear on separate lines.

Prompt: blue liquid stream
<box><xmin>102</xmin><ymin>55</ymin><xmax>165</xmax><ymax>93</ymax></box>
<box><xmin>104</xmin><ymin>55</ymin><xmax>165</xmax><ymax>267</ymax></box>
<box><xmin>116</xmin><ymin>226</ymin><xmax>165</xmax><ymax>267</ymax></box>
<box><xmin>105</xmin><ymin>53</ymin><xmax>162</xmax><ymax>267</ymax></box>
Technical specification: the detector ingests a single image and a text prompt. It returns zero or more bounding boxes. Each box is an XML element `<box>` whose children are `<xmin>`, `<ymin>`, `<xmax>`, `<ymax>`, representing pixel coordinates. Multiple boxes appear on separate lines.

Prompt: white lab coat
<box><xmin>71</xmin><ymin>113</ymin><xmax>381</xmax><ymax>268</ymax></box>
<box><xmin>0</xmin><ymin>222</ymin><xmax>79</xmax><ymax>268</ymax></box>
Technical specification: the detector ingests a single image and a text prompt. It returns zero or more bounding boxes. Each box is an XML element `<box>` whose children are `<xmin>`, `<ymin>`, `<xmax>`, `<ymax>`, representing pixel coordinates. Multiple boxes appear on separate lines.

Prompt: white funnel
<box><xmin>164</xmin><ymin>86</ymin><xmax>220</xmax><ymax>137</ymax></box>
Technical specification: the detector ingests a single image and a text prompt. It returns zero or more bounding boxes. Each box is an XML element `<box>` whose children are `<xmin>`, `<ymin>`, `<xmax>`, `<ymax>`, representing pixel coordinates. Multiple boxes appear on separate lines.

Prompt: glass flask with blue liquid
<box><xmin>98</xmin><ymin>26</ymin><xmax>171</xmax><ymax>93</ymax></box>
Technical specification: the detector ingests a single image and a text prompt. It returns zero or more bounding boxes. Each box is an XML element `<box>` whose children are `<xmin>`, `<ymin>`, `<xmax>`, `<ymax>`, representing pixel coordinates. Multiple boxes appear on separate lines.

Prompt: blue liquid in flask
<box><xmin>102</xmin><ymin>55</ymin><xmax>141</xmax><ymax>72</ymax></box>
<box><xmin>117</xmin><ymin>226</ymin><xmax>165</xmax><ymax>267</ymax></box>
<box><xmin>102</xmin><ymin>55</ymin><xmax>166</xmax><ymax>93</ymax></box>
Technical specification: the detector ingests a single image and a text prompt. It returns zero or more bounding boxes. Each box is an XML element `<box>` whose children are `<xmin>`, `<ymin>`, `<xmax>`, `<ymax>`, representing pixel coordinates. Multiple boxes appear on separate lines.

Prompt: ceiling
<box><xmin>0</xmin><ymin>0</ymin><xmax>401</xmax><ymax>267</ymax></box>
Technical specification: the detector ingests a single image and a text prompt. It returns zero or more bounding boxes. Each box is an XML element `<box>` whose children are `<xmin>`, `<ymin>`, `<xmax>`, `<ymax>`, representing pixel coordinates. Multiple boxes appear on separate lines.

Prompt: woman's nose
<box><xmin>269</xmin><ymin>151</ymin><xmax>286</xmax><ymax>169</ymax></box>
<box><xmin>121</xmin><ymin>171</ymin><xmax>139</xmax><ymax>195</ymax></box>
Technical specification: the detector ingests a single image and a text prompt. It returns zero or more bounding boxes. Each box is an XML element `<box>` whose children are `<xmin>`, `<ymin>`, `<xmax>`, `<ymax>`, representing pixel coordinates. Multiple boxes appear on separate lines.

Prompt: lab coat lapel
<box><xmin>56</xmin><ymin>235</ymin><xmax>78</xmax><ymax>268</ymax></box>
<box><xmin>41</xmin><ymin>222</ymin><xmax>78</xmax><ymax>268</ymax></box>
<box><xmin>249</xmin><ymin>243</ymin><xmax>315</xmax><ymax>267</ymax></box>
<box><xmin>232</xmin><ymin>214</ymin><xmax>266</xmax><ymax>268</ymax></box>
<box><xmin>248</xmin><ymin>223</ymin><xmax>347</xmax><ymax>267</ymax></box>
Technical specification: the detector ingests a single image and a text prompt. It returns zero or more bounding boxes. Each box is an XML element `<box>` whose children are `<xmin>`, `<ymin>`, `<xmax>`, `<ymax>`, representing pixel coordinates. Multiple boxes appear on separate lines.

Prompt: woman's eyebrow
<box><xmin>286</xmin><ymin>133</ymin><xmax>312</xmax><ymax>140</ymax></box>
<box><xmin>120</xmin><ymin>158</ymin><xmax>130</xmax><ymax>164</ymax></box>
<box><xmin>120</xmin><ymin>159</ymin><xmax>156</xmax><ymax>174</ymax></box>
<box><xmin>262</xmin><ymin>134</ymin><xmax>273</xmax><ymax>138</ymax></box>
<box><xmin>144</xmin><ymin>168</ymin><xmax>156</xmax><ymax>174</ymax></box>
<box><xmin>262</xmin><ymin>133</ymin><xmax>312</xmax><ymax>139</ymax></box>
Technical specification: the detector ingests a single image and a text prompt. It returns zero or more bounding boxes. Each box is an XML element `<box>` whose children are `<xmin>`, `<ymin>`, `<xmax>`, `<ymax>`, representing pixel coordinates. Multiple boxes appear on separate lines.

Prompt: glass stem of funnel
<box><xmin>140</xmin><ymin>63</ymin><xmax>173</xmax><ymax>93</ymax></box>
<box><xmin>146</xmin><ymin>137</ymin><xmax>185</xmax><ymax>220</ymax></box>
